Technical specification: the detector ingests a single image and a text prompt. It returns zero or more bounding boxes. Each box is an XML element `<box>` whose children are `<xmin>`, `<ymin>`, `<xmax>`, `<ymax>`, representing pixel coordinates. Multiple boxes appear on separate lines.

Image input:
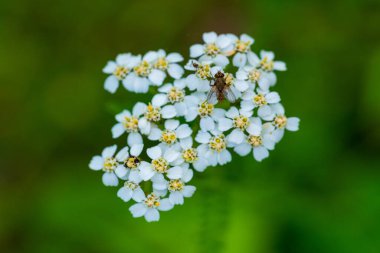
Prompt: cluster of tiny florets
<box><xmin>90</xmin><ymin>32</ymin><xmax>300</xmax><ymax>222</ymax></box>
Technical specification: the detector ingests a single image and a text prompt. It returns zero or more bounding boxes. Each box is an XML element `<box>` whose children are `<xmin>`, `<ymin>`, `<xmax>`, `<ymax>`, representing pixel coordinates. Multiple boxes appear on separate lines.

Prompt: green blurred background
<box><xmin>1</xmin><ymin>0</ymin><xmax>380</xmax><ymax>252</ymax></box>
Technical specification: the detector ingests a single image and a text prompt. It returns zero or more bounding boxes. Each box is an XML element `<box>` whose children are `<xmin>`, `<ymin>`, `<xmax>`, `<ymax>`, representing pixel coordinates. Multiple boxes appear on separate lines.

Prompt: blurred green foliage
<box><xmin>1</xmin><ymin>0</ymin><xmax>380</xmax><ymax>252</ymax></box>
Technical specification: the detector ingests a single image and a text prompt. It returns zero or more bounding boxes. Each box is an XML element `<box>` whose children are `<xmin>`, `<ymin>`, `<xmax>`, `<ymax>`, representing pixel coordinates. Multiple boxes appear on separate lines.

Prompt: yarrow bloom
<box><xmin>91</xmin><ymin>31</ymin><xmax>300</xmax><ymax>222</ymax></box>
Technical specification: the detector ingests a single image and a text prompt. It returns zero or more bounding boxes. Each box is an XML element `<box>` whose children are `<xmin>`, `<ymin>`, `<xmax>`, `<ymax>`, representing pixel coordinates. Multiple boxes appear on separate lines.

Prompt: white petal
<box><xmin>175</xmin><ymin>124</ymin><xmax>192</xmax><ymax>138</ymax></box>
<box><xmin>185</xmin><ymin>107</ymin><xmax>198</xmax><ymax>122</ymax></box>
<box><xmin>203</xmin><ymin>32</ymin><xmax>217</xmax><ymax>43</ymax></box>
<box><xmin>286</xmin><ymin>117</ymin><xmax>300</xmax><ymax>131</ymax></box>
<box><xmin>260</xmin><ymin>50</ymin><xmax>275</xmax><ymax>61</ymax></box>
<box><xmin>115</xmin><ymin>146</ymin><xmax>129</xmax><ymax>161</ymax></box>
<box><xmin>212</xmin><ymin>108</ymin><xmax>227</xmax><ymax>120</ymax></box>
<box><xmin>89</xmin><ymin>156</ymin><xmax>103</xmax><ymax>171</ymax></box>
<box><xmin>115</xmin><ymin>165</ymin><xmax>128</xmax><ymax>178</ymax></box>
<box><xmin>132</xmin><ymin>102</ymin><xmax>147</xmax><ymax>117</ymax></box>
<box><xmin>218</xmin><ymin>118</ymin><xmax>233</xmax><ymax>131</ymax></box>
<box><xmin>258</xmin><ymin>105</ymin><xmax>274</xmax><ymax>120</ymax></box>
<box><xmin>234</xmin><ymin>143</ymin><xmax>252</xmax><ymax>156</ymax></box>
<box><xmin>161</xmin><ymin>105</ymin><xmax>177</xmax><ymax>119</ymax></box>
<box><xmin>273</xmin><ymin>129</ymin><xmax>285</xmax><ymax>143</ymax></box>
<box><xmin>241</xmin><ymin>34</ymin><xmax>254</xmax><ymax>44</ymax></box>
<box><xmin>274</xmin><ymin>61</ymin><xmax>287</xmax><ymax>71</ymax></box>
<box><xmin>165</xmin><ymin>119</ymin><xmax>180</xmax><ymax>131</ymax></box>
<box><xmin>234</xmin><ymin>80</ymin><xmax>249</xmax><ymax>92</ymax></box>
<box><xmin>132</xmin><ymin>188</ymin><xmax>146</xmax><ymax>202</ymax></box>
<box><xmin>166</xmin><ymin>166</ymin><xmax>183</xmax><ymax>179</ymax></box>
<box><xmin>200</xmin><ymin>117</ymin><xmax>215</xmax><ymax>131</ymax></box>
<box><xmin>271</xmin><ymin>103</ymin><xmax>285</xmax><ymax>115</ymax></box>
<box><xmin>128</xmin><ymin>170</ymin><xmax>142</xmax><ymax>182</ymax></box>
<box><xmin>164</xmin><ymin>149</ymin><xmax>180</xmax><ymax>163</ymax></box>
<box><xmin>182</xmin><ymin>169</ymin><xmax>193</xmax><ymax>182</ymax></box>
<box><xmin>228</xmin><ymin>129</ymin><xmax>245</xmax><ymax>144</ymax></box>
<box><xmin>157</xmin><ymin>199</ymin><xmax>174</xmax><ymax>211</ymax></box>
<box><xmin>152</xmin><ymin>94</ymin><xmax>168</xmax><ymax>107</ymax></box>
<box><xmin>190</xmin><ymin>44</ymin><xmax>204</xmax><ymax>58</ymax></box>
<box><xmin>169</xmin><ymin>191</ymin><xmax>184</xmax><ymax>205</ymax></box>
<box><xmin>148</xmin><ymin>128</ymin><xmax>162</xmax><ymax>141</ymax></box>
<box><xmin>117</xmin><ymin>187</ymin><xmax>133</xmax><ymax>202</ymax></box>
<box><xmin>236</xmin><ymin>69</ymin><xmax>248</xmax><ymax>80</ymax></box>
<box><xmin>266</xmin><ymin>92</ymin><xmax>281</xmax><ymax>104</ymax></box>
<box><xmin>213</xmin><ymin>54</ymin><xmax>229</xmax><ymax>67</ymax></box>
<box><xmin>193</xmin><ymin>158</ymin><xmax>208</xmax><ymax>172</ymax></box>
<box><xmin>130</xmin><ymin>144</ymin><xmax>144</xmax><ymax>156</ymax></box>
<box><xmin>216</xmin><ymin>34</ymin><xmax>231</xmax><ymax>48</ymax></box>
<box><xmin>226</xmin><ymin>107</ymin><xmax>239</xmax><ymax>118</ymax></box>
<box><xmin>247</xmin><ymin>118</ymin><xmax>262</xmax><ymax>136</ymax></box>
<box><xmin>127</xmin><ymin>132</ymin><xmax>143</xmax><ymax>146</ymax></box>
<box><xmin>182</xmin><ymin>185</ymin><xmax>196</xmax><ymax>197</ymax></box>
<box><xmin>139</xmin><ymin>165</ymin><xmax>155</xmax><ymax>181</ymax></box>
<box><xmin>232</xmin><ymin>53</ymin><xmax>247</xmax><ymax>68</ymax></box>
<box><xmin>167</xmin><ymin>53</ymin><xmax>183</xmax><ymax>63</ymax></box>
<box><xmin>149</xmin><ymin>69</ymin><xmax>166</xmax><ymax>85</ymax></box>
<box><xmin>111</xmin><ymin>123</ymin><xmax>125</xmax><ymax>138</ymax></box>
<box><xmin>195</xmin><ymin>131</ymin><xmax>211</xmax><ymax>144</ymax></box>
<box><xmin>258</xmin><ymin>77</ymin><xmax>270</xmax><ymax>91</ymax></box>
<box><xmin>102</xmin><ymin>61</ymin><xmax>117</xmax><ymax>73</ymax></box>
<box><xmin>147</xmin><ymin>146</ymin><xmax>162</xmax><ymax>159</ymax></box>
<box><xmin>218</xmin><ymin>150</ymin><xmax>232</xmax><ymax>165</ymax></box>
<box><xmin>102</xmin><ymin>172</ymin><xmax>118</xmax><ymax>186</ymax></box>
<box><xmin>145</xmin><ymin>208</ymin><xmax>160</xmax><ymax>222</ymax></box>
<box><xmin>180</xmin><ymin>137</ymin><xmax>193</xmax><ymax>150</ymax></box>
<box><xmin>129</xmin><ymin>203</ymin><xmax>147</xmax><ymax>217</ymax></box>
<box><xmin>168</xmin><ymin>64</ymin><xmax>184</xmax><ymax>79</ymax></box>
<box><xmin>253</xmin><ymin>146</ymin><xmax>269</xmax><ymax>162</ymax></box>
<box><xmin>102</xmin><ymin>145</ymin><xmax>117</xmax><ymax>158</ymax></box>
<box><xmin>143</xmin><ymin>51</ymin><xmax>158</xmax><ymax>62</ymax></box>
<box><xmin>104</xmin><ymin>75</ymin><xmax>119</xmax><ymax>93</ymax></box>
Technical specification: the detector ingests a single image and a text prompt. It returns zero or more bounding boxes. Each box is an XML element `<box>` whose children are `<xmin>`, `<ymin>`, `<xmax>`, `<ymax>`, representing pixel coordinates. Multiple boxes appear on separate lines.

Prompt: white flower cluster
<box><xmin>90</xmin><ymin>32</ymin><xmax>300</xmax><ymax>222</ymax></box>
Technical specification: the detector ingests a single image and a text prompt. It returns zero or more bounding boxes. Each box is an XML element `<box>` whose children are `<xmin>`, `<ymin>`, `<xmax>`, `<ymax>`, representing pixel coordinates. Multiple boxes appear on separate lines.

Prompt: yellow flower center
<box><xmin>160</xmin><ymin>130</ymin><xmax>177</xmax><ymax>145</ymax></box>
<box><xmin>209</xmin><ymin>135</ymin><xmax>226</xmax><ymax>152</ymax></box>
<box><xmin>235</xmin><ymin>39</ymin><xmax>251</xmax><ymax>53</ymax></box>
<box><xmin>144</xmin><ymin>194</ymin><xmax>160</xmax><ymax>208</ymax></box>
<box><xmin>124</xmin><ymin>181</ymin><xmax>139</xmax><ymax>190</ymax></box>
<box><xmin>248</xmin><ymin>69</ymin><xmax>261</xmax><ymax>82</ymax></box>
<box><xmin>224</xmin><ymin>73</ymin><xmax>234</xmax><ymax>87</ymax></box>
<box><xmin>205</xmin><ymin>43</ymin><xmax>220</xmax><ymax>56</ymax></box>
<box><xmin>123</xmin><ymin>116</ymin><xmax>139</xmax><ymax>132</ymax></box>
<box><xmin>233</xmin><ymin>115</ymin><xmax>250</xmax><ymax>130</ymax></box>
<box><xmin>154</xmin><ymin>57</ymin><xmax>169</xmax><ymax>70</ymax></box>
<box><xmin>198</xmin><ymin>101</ymin><xmax>214</xmax><ymax>117</ymax></box>
<box><xmin>182</xmin><ymin>148</ymin><xmax>198</xmax><ymax>163</ymax></box>
<box><xmin>113</xmin><ymin>66</ymin><xmax>129</xmax><ymax>80</ymax></box>
<box><xmin>260</xmin><ymin>57</ymin><xmax>274</xmax><ymax>72</ymax></box>
<box><xmin>167</xmin><ymin>87</ymin><xmax>185</xmax><ymax>103</ymax></box>
<box><xmin>133</xmin><ymin>60</ymin><xmax>151</xmax><ymax>77</ymax></box>
<box><xmin>151</xmin><ymin>158</ymin><xmax>169</xmax><ymax>173</ymax></box>
<box><xmin>144</xmin><ymin>103</ymin><xmax>161</xmax><ymax>122</ymax></box>
<box><xmin>196</xmin><ymin>63</ymin><xmax>212</xmax><ymax>79</ymax></box>
<box><xmin>124</xmin><ymin>156</ymin><xmax>141</xmax><ymax>169</ymax></box>
<box><xmin>103</xmin><ymin>157</ymin><xmax>117</xmax><ymax>172</ymax></box>
<box><xmin>274</xmin><ymin>115</ymin><xmax>287</xmax><ymax>129</ymax></box>
<box><xmin>253</xmin><ymin>94</ymin><xmax>267</xmax><ymax>106</ymax></box>
<box><xmin>168</xmin><ymin>179</ymin><xmax>184</xmax><ymax>192</ymax></box>
<box><xmin>248</xmin><ymin>135</ymin><xmax>262</xmax><ymax>147</ymax></box>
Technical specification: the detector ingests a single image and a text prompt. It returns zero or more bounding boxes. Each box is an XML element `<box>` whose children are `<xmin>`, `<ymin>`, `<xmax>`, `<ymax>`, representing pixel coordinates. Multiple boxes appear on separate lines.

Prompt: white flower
<box><xmin>103</xmin><ymin>53</ymin><xmax>140</xmax><ymax>93</ymax></box>
<box><xmin>217</xmin><ymin>106</ymin><xmax>253</xmax><ymax>145</ymax></box>
<box><xmin>139</xmin><ymin>146</ymin><xmax>182</xmax><ymax>181</ymax></box>
<box><xmin>177</xmin><ymin>137</ymin><xmax>208</xmax><ymax>172</ymax></box>
<box><xmin>151</xmin><ymin>49</ymin><xmax>185</xmax><ymax>79</ymax></box>
<box><xmin>89</xmin><ymin>145</ymin><xmax>119</xmax><ymax>186</ymax></box>
<box><xmin>129</xmin><ymin>193</ymin><xmax>174</xmax><ymax>222</ymax></box>
<box><xmin>232</xmin><ymin>118</ymin><xmax>276</xmax><ymax>162</ymax></box>
<box><xmin>138</xmin><ymin>102</ymin><xmax>177</xmax><ymax>135</ymax></box>
<box><xmin>189</xmin><ymin>32</ymin><xmax>232</xmax><ymax>67</ymax></box>
<box><xmin>151</xmin><ymin>79</ymin><xmax>188</xmax><ymax>116</ymax></box>
<box><xmin>269</xmin><ymin>104</ymin><xmax>300</xmax><ymax>142</ymax></box>
<box><xmin>227</xmin><ymin>34</ymin><xmax>255</xmax><ymax>67</ymax></box>
<box><xmin>148</xmin><ymin>120</ymin><xmax>192</xmax><ymax>148</ymax></box>
<box><xmin>111</xmin><ymin>102</ymin><xmax>146</xmax><ymax>139</ymax></box>
<box><xmin>117</xmin><ymin>179</ymin><xmax>145</xmax><ymax>203</ymax></box>
<box><xmin>114</xmin><ymin>138</ymin><xmax>144</xmax><ymax>182</ymax></box>
<box><xmin>195</xmin><ymin>131</ymin><xmax>232</xmax><ymax>166</ymax></box>
<box><xmin>184</xmin><ymin>94</ymin><xmax>226</xmax><ymax>131</ymax></box>
<box><xmin>247</xmin><ymin>50</ymin><xmax>287</xmax><ymax>72</ymax></box>
<box><xmin>236</xmin><ymin>65</ymin><xmax>275</xmax><ymax>92</ymax></box>
<box><xmin>241</xmin><ymin>89</ymin><xmax>281</xmax><ymax>120</ymax></box>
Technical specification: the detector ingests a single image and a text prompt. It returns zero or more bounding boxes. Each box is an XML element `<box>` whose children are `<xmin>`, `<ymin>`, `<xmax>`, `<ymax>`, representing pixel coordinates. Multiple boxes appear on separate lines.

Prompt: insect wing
<box><xmin>206</xmin><ymin>87</ymin><xmax>218</xmax><ymax>104</ymax></box>
<box><xmin>223</xmin><ymin>87</ymin><xmax>237</xmax><ymax>103</ymax></box>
